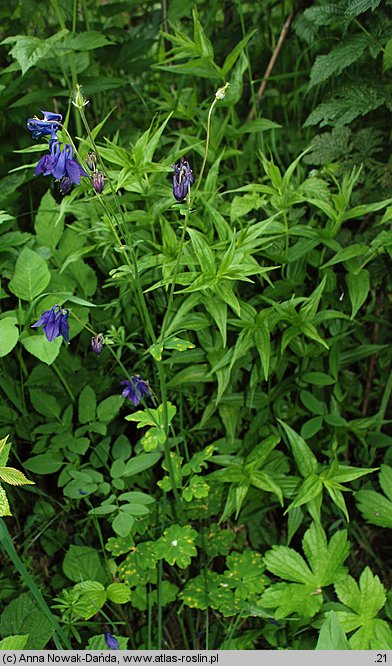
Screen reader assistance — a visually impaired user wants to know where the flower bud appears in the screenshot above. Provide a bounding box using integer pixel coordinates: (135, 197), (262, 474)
(72, 84), (89, 109)
(91, 333), (104, 354)
(86, 151), (97, 171)
(92, 171), (105, 194)
(215, 82), (230, 100)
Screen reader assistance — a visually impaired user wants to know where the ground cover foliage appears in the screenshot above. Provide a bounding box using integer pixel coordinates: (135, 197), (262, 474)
(0, 0), (392, 651)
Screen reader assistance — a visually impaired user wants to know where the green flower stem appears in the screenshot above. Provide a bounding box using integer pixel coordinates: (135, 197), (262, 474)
(52, 363), (75, 403)
(377, 368), (392, 432)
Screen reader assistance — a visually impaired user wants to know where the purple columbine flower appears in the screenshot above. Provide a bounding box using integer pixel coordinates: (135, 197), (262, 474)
(171, 158), (194, 202)
(35, 135), (61, 177)
(120, 376), (151, 406)
(27, 110), (62, 139)
(52, 143), (88, 184)
(91, 334), (104, 355)
(31, 305), (69, 343)
(35, 138), (88, 194)
(104, 633), (119, 650)
(92, 171), (105, 194)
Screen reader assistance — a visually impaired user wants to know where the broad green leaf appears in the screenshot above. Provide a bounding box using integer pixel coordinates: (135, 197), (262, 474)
(29, 388), (61, 419)
(0, 635), (29, 650)
(9, 248), (51, 301)
(0, 317), (19, 357)
(34, 191), (64, 249)
(264, 545), (314, 585)
(106, 583), (131, 604)
(335, 567), (386, 619)
(356, 489), (392, 527)
(155, 524), (198, 568)
(260, 581), (322, 619)
(97, 395), (123, 422)
(72, 581), (106, 619)
(63, 545), (108, 585)
(21, 335), (62, 365)
(78, 385), (97, 424)
(0, 593), (53, 649)
(67, 31), (113, 51)
(123, 453), (161, 477)
(24, 453), (63, 475)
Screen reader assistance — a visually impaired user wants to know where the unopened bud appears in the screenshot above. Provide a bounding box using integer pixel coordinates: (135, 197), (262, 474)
(86, 151), (97, 171)
(215, 82), (230, 100)
(72, 84), (89, 109)
(92, 171), (105, 194)
(91, 333), (104, 354)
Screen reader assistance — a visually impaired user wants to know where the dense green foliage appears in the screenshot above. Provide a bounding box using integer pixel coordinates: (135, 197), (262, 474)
(0, 0), (391, 651)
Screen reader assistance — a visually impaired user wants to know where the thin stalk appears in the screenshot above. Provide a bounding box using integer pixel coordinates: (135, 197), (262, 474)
(0, 519), (72, 649)
(52, 363), (76, 403)
(377, 368), (392, 432)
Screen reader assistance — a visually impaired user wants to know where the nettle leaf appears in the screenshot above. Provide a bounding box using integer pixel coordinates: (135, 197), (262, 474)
(0, 467), (34, 486)
(309, 35), (368, 88)
(262, 522), (348, 618)
(0, 483), (11, 517)
(335, 567), (392, 648)
(7, 31), (67, 75)
(155, 524), (198, 568)
(304, 84), (385, 127)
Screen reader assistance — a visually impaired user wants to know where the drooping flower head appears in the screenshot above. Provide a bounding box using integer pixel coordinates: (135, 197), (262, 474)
(92, 171), (105, 194)
(31, 305), (69, 343)
(91, 334), (104, 355)
(171, 158), (194, 202)
(27, 110), (62, 139)
(120, 376), (151, 406)
(85, 151), (97, 171)
(104, 633), (119, 650)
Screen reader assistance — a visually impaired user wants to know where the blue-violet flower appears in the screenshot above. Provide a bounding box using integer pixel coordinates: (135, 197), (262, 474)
(171, 159), (194, 202)
(104, 633), (119, 650)
(27, 110), (62, 139)
(31, 305), (69, 343)
(120, 376), (151, 406)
